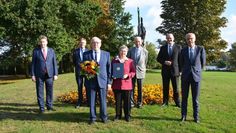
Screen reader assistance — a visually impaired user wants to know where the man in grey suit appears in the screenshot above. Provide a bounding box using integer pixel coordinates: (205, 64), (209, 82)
(180, 33), (206, 123)
(31, 35), (58, 113)
(157, 33), (181, 107)
(127, 36), (148, 108)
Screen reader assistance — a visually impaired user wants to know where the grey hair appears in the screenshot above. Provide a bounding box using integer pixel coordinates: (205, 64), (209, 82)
(185, 33), (196, 39)
(39, 35), (48, 41)
(119, 45), (128, 51)
(91, 36), (101, 43)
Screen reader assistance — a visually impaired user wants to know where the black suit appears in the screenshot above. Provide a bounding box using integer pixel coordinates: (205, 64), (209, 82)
(157, 44), (181, 106)
(73, 48), (89, 106)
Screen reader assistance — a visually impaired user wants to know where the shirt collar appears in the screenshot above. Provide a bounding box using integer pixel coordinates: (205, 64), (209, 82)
(115, 56), (128, 62)
(188, 46), (195, 50)
(169, 44), (174, 47)
(41, 47), (48, 51)
(93, 50), (100, 53)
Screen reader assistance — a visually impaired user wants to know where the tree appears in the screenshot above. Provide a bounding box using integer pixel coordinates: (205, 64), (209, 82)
(145, 42), (159, 69)
(91, 0), (133, 56)
(156, 0), (228, 62)
(0, 0), (101, 75)
(229, 43), (236, 71)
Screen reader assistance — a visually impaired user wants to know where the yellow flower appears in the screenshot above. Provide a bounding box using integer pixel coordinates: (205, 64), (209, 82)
(80, 60), (100, 80)
(57, 84), (175, 105)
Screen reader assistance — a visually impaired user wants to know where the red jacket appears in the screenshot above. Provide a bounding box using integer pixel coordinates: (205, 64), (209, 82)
(111, 57), (136, 90)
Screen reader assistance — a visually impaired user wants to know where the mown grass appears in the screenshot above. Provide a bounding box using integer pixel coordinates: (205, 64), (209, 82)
(0, 71), (236, 133)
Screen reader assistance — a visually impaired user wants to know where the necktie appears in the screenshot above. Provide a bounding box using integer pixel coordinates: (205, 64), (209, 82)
(190, 48), (194, 64)
(80, 48), (83, 61)
(169, 46), (172, 56)
(94, 51), (97, 62)
(43, 49), (47, 60)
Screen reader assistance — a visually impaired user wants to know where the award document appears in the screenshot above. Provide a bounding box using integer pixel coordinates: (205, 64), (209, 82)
(112, 63), (124, 78)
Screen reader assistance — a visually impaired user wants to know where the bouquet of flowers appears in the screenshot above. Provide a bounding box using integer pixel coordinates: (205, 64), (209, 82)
(80, 60), (99, 80)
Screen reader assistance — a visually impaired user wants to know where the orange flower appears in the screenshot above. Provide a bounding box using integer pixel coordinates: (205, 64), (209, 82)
(80, 60), (99, 80)
(57, 84), (176, 105)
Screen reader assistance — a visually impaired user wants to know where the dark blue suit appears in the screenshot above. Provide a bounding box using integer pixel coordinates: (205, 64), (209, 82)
(73, 48), (89, 106)
(83, 50), (111, 121)
(31, 47), (58, 111)
(180, 45), (206, 121)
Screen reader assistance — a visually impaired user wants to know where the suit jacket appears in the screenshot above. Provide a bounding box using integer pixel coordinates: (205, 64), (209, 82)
(31, 47), (58, 78)
(83, 50), (111, 89)
(180, 45), (206, 82)
(157, 44), (181, 76)
(127, 46), (148, 79)
(111, 58), (136, 90)
(73, 48), (88, 75)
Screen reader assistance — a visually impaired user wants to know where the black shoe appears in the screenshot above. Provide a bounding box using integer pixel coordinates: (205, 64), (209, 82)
(180, 116), (186, 122)
(194, 119), (200, 123)
(176, 103), (181, 108)
(39, 110), (45, 114)
(131, 104), (135, 108)
(75, 105), (81, 109)
(113, 116), (121, 121)
(102, 119), (109, 124)
(161, 103), (168, 107)
(125, 117), (130, 122)
(47, 108), (56, 111)
(89, 120), (96, 125)
(137, 104), (142, 108)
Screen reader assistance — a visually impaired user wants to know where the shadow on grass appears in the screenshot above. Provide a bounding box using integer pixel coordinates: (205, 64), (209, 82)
(132, 115), (179, 122)
(0, 81), (16, 85)
(0, 102), (90, 123)
(146, 69), (161, 74)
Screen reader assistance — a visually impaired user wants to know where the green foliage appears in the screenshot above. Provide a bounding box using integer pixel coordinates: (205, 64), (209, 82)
(229, 43), (236, 71)
(156, 0), (228, 62)
(0, 0), (102, 75)
(103, 0), (134, 56)
(145, 42), (159, 69)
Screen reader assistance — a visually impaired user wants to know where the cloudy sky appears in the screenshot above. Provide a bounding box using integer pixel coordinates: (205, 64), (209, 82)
(124, 0), (236, 50)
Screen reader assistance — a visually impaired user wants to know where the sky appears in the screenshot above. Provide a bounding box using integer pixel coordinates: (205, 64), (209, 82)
(124, 0), (236, 51)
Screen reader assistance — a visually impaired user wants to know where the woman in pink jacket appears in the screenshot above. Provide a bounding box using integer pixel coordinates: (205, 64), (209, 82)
(111, 45), (136, 122)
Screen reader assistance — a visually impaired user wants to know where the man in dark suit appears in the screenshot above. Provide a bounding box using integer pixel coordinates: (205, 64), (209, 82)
(180, 33), (206, 123)
(31, 35), (58, 113)
(83, 37), (111, 124)
(157, 33), (181, 107)
(73, 38), (88, 108)
(127, 36), (148, 108)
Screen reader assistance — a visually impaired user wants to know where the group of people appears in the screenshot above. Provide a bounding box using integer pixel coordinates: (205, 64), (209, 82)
(31, 32), (205, 125)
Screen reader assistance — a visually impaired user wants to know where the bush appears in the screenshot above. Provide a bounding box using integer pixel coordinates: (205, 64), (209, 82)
(57, 84), (174, 105)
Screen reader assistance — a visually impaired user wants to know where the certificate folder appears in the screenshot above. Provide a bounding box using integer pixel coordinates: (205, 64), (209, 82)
(112, 63), (124, 78)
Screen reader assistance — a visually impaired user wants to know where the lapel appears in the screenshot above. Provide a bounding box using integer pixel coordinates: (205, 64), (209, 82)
(131, 47), (136, 59)
(89, 50), (94, 60)
(40, 48), (44, 60)
(39, 48), (49, 61)
(185, 47), (191, 63)
(135, 47), (141, 63)
(165, 45), (171, 58)
(79, 48), (82, 61)
(46, 48), (50, 61)
(98, 50), (104, 64)
(187, 46), (199, 64)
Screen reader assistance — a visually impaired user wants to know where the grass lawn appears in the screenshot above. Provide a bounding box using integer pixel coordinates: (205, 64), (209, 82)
(0, 71), (236, 133)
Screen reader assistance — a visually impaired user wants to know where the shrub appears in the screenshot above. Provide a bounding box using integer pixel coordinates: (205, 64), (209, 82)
(57, 84), (174, 105)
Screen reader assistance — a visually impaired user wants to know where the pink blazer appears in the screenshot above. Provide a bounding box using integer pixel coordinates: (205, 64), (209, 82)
(111, 58), (136, 90)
